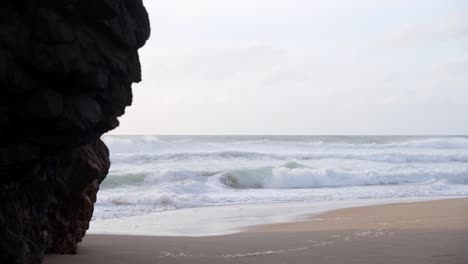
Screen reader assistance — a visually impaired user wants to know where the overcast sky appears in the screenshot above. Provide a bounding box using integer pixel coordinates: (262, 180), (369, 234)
(113, 0), (468, 135)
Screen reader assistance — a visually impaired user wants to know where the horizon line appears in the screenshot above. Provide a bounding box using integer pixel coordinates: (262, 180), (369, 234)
(104, 134), (468, 137)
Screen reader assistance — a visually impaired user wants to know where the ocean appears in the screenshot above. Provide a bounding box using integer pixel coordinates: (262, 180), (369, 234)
(94, 136), (468, 222)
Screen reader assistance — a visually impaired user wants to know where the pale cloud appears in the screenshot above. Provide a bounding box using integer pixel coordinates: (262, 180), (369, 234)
(382, 16), (468, 48)
(113, 0), (468, 135)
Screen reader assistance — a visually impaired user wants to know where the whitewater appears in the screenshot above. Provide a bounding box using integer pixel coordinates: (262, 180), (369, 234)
(93, 136), (468, 224)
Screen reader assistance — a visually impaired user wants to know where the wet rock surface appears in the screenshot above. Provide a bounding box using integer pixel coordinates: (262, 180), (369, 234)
(0, 1), (150, 263)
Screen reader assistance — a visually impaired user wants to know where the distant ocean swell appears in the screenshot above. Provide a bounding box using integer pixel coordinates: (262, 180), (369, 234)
(103, 136), (468, 153)
(109, 151), (468, 164)
(102, 162), (468, 189)
(94, 136), (468, 220)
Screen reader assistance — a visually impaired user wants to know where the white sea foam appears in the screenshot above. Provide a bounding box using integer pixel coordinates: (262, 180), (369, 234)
(103, 136), (468, 154)
(94, 136), (468, 220)
(89, 197), (451, 236)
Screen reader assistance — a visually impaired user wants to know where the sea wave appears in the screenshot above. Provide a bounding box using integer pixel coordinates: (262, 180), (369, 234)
(94, 136), (468, 220)
(103, 162), (468, 189)
(221, 162), (468, 189)
(109, 150), (468, 164)
(101, 169), (219, 188)
(103, 136), (468, 154)
(95, 165), (468, 219)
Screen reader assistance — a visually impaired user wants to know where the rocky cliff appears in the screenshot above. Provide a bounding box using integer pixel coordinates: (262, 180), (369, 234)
(0, 1), (150, 263)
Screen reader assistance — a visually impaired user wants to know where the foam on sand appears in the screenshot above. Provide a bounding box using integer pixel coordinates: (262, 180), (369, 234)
(89, 197), (452, 236)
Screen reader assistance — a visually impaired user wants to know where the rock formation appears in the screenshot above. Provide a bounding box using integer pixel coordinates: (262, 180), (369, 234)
(0, 1), (150, 263)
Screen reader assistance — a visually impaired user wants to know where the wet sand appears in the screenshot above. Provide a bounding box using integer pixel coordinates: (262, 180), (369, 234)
(45, 198), (468, 264)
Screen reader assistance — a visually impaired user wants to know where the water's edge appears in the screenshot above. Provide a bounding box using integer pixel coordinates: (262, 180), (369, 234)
(89, 196), (458, 237)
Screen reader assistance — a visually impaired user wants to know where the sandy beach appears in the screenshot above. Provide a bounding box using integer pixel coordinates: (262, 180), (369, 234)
(44, 198), (468, 264)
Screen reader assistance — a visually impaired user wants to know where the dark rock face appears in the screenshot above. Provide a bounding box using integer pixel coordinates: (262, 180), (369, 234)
(0, 1), (150, 263)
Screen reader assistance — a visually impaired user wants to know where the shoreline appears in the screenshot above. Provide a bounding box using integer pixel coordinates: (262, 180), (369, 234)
(45, 198), (468, 264)
(89, 196), (464, 237)
(251, 197), (468, 233)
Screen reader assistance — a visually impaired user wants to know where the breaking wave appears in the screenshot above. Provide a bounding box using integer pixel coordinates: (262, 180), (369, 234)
(103, 162), (468, 190)
(109, 151), (468, 164)
(220, 162), (468, 189)
(94, 136), (468, 220)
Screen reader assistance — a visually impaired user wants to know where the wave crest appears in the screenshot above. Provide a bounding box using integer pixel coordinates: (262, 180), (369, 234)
(220, 163), (468, 189)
